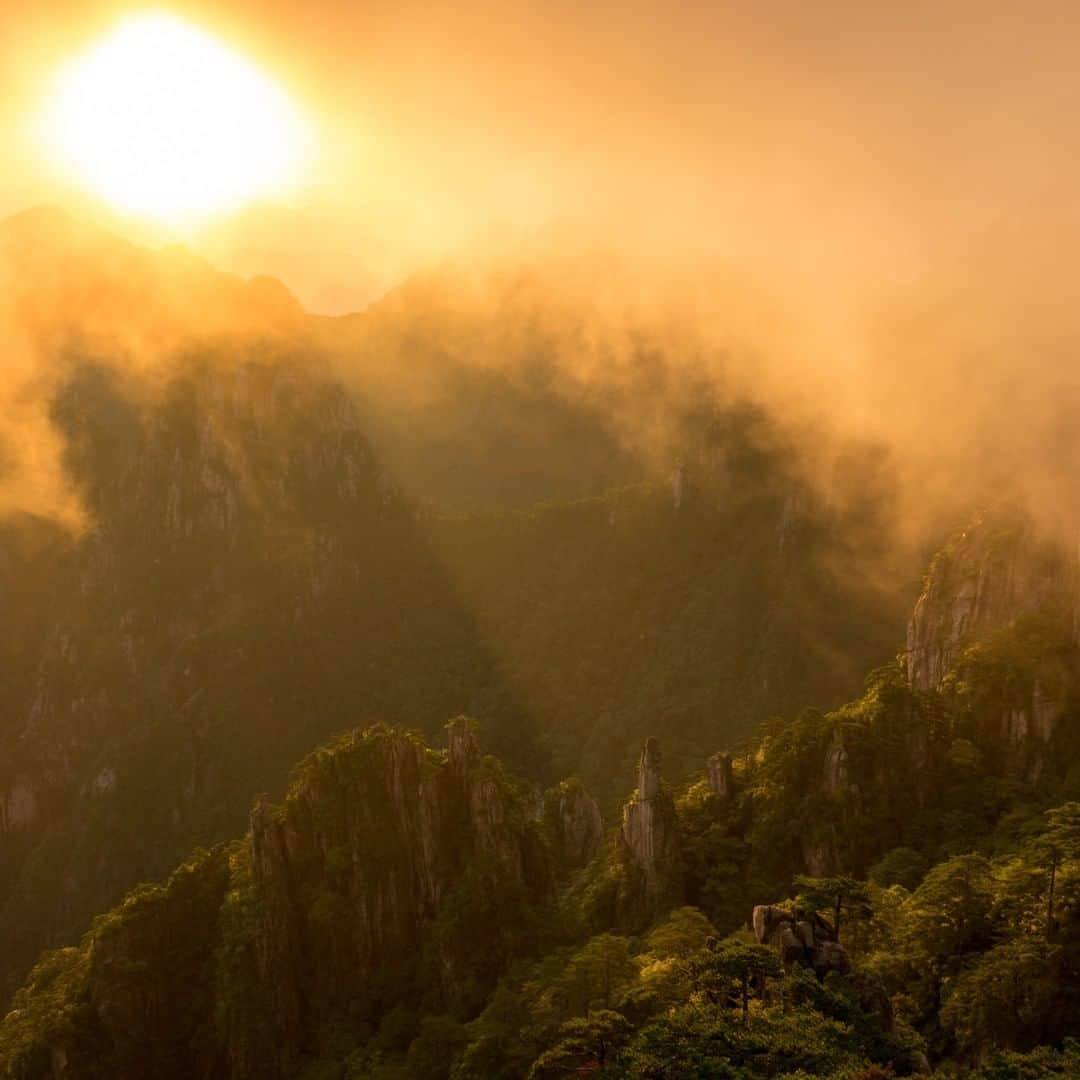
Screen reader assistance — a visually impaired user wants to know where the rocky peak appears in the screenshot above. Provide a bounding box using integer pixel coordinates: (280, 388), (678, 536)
(822, 729), (849, 797)
(906, 510), (1077, 691)
(706, 751), (734, 799)
(903, 509), (1080, 781)
(0, 723), (553, 1079)
(618, 737), (681, 927)
(752, 903), (849, 978)
(447, 714), (481, 773)
(0, 333), (505, 1000)
(637, 735), (663, 801)
(545, 779), (604, 868)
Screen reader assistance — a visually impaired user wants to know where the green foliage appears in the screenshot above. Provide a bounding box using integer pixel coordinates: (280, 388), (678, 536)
(685, 937), (782, 1019)
(945, 612), (1073, 714)
(536, 934), (638, 1019)
(527, 1010), (633, 1078)
(940, 938), (1063, 1057)
(0, 845), (231, 1078)
(868, 848), (929, 892)
(406, 1016), (470, 1080)
(0, 948), (94, 1078)
(794, 876), (873, 943)
(645, 906), (717, 959)
(620, 1002), (874, 1078)
(972, 1038), (1080, 1079)
(678, 779), (757, 931)
(900, 855), (996, 963)
(10, 523), (1080, 1080)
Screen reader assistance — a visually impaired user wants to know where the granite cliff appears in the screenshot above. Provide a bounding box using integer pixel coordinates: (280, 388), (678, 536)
(0, 722), (556, 1079)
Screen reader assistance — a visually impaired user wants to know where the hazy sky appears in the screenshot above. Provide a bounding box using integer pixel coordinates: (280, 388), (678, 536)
(3, 0), (1080, 542)
(4, 0), (1079, 316)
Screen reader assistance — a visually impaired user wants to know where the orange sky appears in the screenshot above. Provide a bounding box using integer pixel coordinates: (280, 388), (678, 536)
(2, 0), (1080, 322)
(3, 1), (1080, 544)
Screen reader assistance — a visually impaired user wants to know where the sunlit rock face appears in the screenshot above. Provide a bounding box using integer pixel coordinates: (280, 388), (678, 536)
(906, 509), (1078, 692)
(905, 507), (1080, 777)
(617, 738), (681, 927)
(0, 724), (554, 1080)
(229, 723), (550, 1077)
(713, 510), (1080, 885)
(822, 729), (849, 797)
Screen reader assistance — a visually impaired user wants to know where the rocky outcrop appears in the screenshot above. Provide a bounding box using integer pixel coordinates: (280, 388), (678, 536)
(546, 778), (604, 868)
(822, 729), (849, 797)
(622, 738), (669, 876)
(1002, 676), (1066, 748)
(617, 738), (681, 927)
(231, 721), (549, 1076)
(706, 751), (734, 799)
(906, 510), (1077, 692)
(752, 903), (850, 978)
(800, 833), (839, 877)
(0, 723), (552, 1079)
(0, 344), (521, 1002)
(904, 509), (1080, 784)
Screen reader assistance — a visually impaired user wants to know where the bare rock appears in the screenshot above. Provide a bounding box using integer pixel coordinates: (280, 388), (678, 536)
(906, 511), (1077, 691)
(617, 738), (682, 926)
(552, 781), (603, 867)
(822, 730), (848, 797)
(706, 751), (734, 798)
(752, 901), (849, 979)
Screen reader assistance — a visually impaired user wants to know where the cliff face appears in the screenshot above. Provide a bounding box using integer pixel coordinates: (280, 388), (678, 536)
(225, 719), (551, 1077)
(905, 509), (1080, 776)
(617, 738), (682, 927)
(696, 511), (1080, 883)
(544, 778), (604, 869)
(706, 751), (734, 799)
(0, 723), (553, 1080)
(906, 510), (1077, 692)
(0, 343), (530, 1001)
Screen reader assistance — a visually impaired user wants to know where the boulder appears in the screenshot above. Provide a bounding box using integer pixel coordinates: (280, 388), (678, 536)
(811, 940), (851, 978)
(777, 926), (806, 967)
(752, 901), (849, 979)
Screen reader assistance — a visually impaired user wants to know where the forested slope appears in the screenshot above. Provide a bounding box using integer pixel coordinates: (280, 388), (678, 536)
(5, 508), (1080, 1077)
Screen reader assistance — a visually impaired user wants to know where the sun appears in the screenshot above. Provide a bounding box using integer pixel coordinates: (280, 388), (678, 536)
(40, 13), (308, 224)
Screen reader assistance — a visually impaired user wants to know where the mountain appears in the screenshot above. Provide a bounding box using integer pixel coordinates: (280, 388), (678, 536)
(0, 210), (546, 1001)
(429, 463), (905, 805)
(0, 721), (557, 1079)
(0, 210), (910, 1003)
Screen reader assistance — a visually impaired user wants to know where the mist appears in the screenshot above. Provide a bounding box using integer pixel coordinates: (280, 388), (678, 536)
(0, 0), (1079, 557)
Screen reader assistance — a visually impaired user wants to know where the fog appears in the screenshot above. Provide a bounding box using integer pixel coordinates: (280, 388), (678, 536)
(2, 0), (1080, 553)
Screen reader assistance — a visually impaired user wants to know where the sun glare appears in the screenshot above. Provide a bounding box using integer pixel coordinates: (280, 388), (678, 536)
(41, 13), (307, 223)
